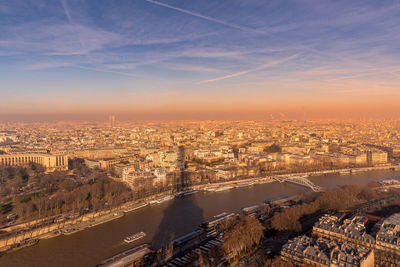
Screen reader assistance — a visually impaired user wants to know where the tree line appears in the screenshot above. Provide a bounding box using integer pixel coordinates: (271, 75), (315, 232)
(0, 159), (134, 224)
(270, 182), (387, 232)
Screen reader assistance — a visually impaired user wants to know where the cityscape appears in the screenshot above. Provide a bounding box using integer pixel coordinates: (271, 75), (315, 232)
(1, 1), (400, 267)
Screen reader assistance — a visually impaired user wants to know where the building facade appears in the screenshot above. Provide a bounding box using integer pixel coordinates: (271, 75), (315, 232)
(312, 213), (400, 266)
(281, 235), (374, 267)
(0, 153), (68, 171)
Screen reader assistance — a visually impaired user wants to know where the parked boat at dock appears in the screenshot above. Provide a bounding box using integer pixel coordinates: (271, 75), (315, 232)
(149, 195), (174, 205)
(214, 185), (234, 192)
(123, 202), (148, 213)
(236, 182), (254, 187)
(7, 238), (39, 253)
(203, 186), (218, 192)
(175, 189), (200, 197)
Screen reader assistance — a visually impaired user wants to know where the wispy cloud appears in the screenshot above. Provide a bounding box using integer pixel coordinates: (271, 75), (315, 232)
(60, 0), (73, 24)
(146, 0), (265, 34)
(74, 65), (138, 78)
(0, 22), (123, 55)
(199, 54), (298, 83)
(1, 0), (400, 113)
(160, 62), (223, 73)
(25, 62), (73, 70)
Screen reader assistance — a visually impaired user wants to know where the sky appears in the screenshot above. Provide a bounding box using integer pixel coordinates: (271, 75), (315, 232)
(1, 0), (400, 121)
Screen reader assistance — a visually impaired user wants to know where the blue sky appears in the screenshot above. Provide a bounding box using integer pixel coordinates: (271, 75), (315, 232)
(1, 0), (400, 118)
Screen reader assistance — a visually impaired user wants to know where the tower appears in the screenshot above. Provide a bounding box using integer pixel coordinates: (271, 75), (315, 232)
(109, 115), (116, 127)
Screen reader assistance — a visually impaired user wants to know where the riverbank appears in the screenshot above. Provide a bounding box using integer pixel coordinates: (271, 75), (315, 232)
(1, 169), (400, 267)
(190, 164), (400, 190)
(0, 191), (173, 253)
(0, 164), (399, 255)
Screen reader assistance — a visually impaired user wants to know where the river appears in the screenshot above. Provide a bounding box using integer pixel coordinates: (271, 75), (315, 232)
(1, 170), (399, 267)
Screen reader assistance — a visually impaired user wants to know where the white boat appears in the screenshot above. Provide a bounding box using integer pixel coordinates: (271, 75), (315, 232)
(124, 232), (146, 243)
(379, 179), (400, 186)
(203, 186), (217, 192)
(258, 180), (273, 184)
(215, 185), (234, 192)
(236, 182), (254, 187)
(149, 195), (174, 205)
(123, 202), (148, 213)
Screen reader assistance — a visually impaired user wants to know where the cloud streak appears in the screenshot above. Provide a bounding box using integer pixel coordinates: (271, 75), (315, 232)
(74, 65), (138, 78)
(2, 0), (400, 115)
(199, 54), (298, 83)
(25, 62), (74, 70)
(146, 0), (265, 35)
(60, 0), (73, 24)
(0, 22), (123, 56)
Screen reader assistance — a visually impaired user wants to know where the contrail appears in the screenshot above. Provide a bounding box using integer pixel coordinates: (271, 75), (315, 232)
(60, 0), (74, 24)
(199, 54), (298, 83)
(74, 65), (138, 78)
(146, 0), (265, 34)
(60, 0), (88, 53)
(200, 69), (255, 83)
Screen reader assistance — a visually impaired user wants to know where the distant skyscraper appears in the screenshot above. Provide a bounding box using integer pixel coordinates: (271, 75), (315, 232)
(109, 115), (116, 127)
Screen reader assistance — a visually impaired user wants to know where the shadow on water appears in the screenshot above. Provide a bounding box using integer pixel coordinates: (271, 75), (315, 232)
(151, 195), (204, 250)
(2, 170), (399, 267)
(368, 204), (400, 217)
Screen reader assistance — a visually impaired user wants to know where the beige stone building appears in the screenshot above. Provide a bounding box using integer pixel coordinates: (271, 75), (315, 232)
(0, 153), (68, 171)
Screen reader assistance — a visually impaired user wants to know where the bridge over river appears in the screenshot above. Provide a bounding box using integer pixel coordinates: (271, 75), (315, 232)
(2, 170), (400, 267)
(272, 175), (325, 192)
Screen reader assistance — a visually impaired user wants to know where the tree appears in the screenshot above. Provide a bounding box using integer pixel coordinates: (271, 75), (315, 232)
(222, 217), (263, 259)
(264, 144), (282, 153)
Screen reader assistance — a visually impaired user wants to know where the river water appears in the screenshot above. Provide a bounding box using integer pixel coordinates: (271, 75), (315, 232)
(1, 170), (399, 267)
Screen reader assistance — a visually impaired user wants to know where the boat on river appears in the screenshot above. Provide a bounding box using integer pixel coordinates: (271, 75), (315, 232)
(124, 232), (146, 243)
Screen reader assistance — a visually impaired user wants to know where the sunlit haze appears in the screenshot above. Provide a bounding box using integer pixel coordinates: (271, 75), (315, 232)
(1, 0), (400, 121)
(2, 2), (400, 266)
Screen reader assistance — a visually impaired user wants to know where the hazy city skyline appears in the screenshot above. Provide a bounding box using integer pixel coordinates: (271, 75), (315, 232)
(2, 2), (400, 266)
(1, 0), (400, 120)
